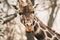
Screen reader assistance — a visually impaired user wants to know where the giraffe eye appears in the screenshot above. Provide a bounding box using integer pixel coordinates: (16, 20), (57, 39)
(31, 24), (33, 26)
(33, 21), (35, 25)
(19, 12), (24, 15)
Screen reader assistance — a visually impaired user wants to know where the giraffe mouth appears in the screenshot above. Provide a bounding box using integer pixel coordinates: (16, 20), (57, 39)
(26, 26), (34, 32)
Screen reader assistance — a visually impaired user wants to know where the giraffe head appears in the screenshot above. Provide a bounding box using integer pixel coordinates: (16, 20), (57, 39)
(19, 0), (60, 40)
(19, 0), (34, 32)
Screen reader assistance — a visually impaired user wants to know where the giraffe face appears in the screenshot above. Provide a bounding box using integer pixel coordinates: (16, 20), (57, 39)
(20, 12), (34, 32)
(19, 0), (34, 32)
(19, 0), (34, 26)
(22, 14), (34, 27)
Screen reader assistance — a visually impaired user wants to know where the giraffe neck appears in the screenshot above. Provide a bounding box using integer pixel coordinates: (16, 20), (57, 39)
(33, 16), (60, 40)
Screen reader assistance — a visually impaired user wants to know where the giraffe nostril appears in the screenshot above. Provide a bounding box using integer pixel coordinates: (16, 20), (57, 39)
(26, 24), (29, 26)
(27, 19), (29, 21)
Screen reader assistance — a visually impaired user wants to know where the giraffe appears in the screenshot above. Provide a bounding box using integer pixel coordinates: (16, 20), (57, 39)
(19, 0), (60, 40)
(20, 7), (60, 40)
(19, 0), (35, 40)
